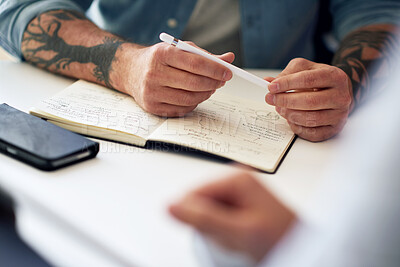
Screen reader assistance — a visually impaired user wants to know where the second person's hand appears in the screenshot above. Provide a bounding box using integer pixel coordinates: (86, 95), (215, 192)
(169, 172), (295, 262)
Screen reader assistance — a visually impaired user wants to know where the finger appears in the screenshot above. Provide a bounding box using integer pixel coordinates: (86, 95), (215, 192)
(269, 67), (343, 93)
(288, 123), (340, 142)
(156, 87), (214, 107)
(276, 107), (347, 127)
(164, 46), (233, 82)
(193, 172), (264, 207)
(217, 52), (235, 64)
(143, 102), (197, 117)
(274, 58), (315, 79)
(169, 194), (238, 235)
(264, 76), (275, 83)
(163, 66), (225, 92)
(265, 90), (340, 110)
(185, 42), (235, 64)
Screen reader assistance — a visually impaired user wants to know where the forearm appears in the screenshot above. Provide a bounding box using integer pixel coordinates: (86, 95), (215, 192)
(332, 24), (400, 110)
(21, 9), (139, 90)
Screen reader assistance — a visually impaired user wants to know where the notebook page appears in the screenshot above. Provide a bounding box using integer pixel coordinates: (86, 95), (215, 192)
(32, 80), (165, 140)
(149, 93), (294, 171)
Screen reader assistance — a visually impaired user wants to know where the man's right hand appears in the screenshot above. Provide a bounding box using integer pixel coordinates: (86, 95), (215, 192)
(114, 42), (234, 117)
(21, 10), (233, 118)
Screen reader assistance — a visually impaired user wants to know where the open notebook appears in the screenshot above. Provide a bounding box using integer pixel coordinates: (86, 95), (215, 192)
(30, 80), (295, 172)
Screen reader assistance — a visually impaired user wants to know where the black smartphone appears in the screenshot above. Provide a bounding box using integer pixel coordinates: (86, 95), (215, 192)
(0, 103), (99, 171)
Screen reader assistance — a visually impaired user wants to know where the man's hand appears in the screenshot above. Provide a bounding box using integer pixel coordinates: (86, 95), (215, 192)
(265, 58), (353, 142)
(115, 42), (234, 117)
(169, 172), (295, 262)
(21, 10), (234, 118)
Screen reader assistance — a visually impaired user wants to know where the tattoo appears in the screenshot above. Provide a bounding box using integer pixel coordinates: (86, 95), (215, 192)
(22, 10), (124, 88)
(50, 11), (86, 21)
(332, 28), (399, 107)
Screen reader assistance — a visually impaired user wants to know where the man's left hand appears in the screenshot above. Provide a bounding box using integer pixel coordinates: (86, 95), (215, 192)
(265, 58), (353, 142)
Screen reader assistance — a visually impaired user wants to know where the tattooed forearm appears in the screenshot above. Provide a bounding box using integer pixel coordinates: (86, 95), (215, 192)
(21, 10), (126, 88)
(332, 25), (400, 108)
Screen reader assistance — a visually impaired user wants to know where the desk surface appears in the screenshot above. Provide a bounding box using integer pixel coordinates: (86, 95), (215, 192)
(0, 61), (342, 267)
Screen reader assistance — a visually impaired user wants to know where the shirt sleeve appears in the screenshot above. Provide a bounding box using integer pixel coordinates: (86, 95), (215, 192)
(256, 217), (325, 267)
(0, 0), (85, 60)
(330, 0), (400, 41)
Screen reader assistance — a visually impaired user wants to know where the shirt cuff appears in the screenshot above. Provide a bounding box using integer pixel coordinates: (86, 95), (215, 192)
(256, 217), (323, 267)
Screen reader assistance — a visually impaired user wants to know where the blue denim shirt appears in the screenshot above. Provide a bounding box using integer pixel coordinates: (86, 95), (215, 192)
(1, 0), (400, 68)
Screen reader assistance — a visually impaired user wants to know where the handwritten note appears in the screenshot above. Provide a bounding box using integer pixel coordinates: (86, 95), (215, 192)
(150, 93), (294, 171)
(35, 80), (164, 139)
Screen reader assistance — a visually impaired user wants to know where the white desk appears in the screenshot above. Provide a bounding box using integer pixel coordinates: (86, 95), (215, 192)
(0, 61), (342, 267)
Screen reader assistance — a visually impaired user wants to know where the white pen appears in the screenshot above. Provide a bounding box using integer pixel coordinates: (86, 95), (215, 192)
(159, 32), (270, 89)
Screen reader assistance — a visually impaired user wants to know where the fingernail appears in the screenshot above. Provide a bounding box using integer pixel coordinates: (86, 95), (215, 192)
(223, 70), (232, 81)
(268, 82), (280, 93)
(265, 94), (276, 105)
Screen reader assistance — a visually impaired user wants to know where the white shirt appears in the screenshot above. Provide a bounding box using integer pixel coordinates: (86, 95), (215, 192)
(196, 48), (400, 267)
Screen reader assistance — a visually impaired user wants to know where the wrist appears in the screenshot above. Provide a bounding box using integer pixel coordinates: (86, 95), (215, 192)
(335, 64), (356, 112)
(110, 42), (144, 95)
